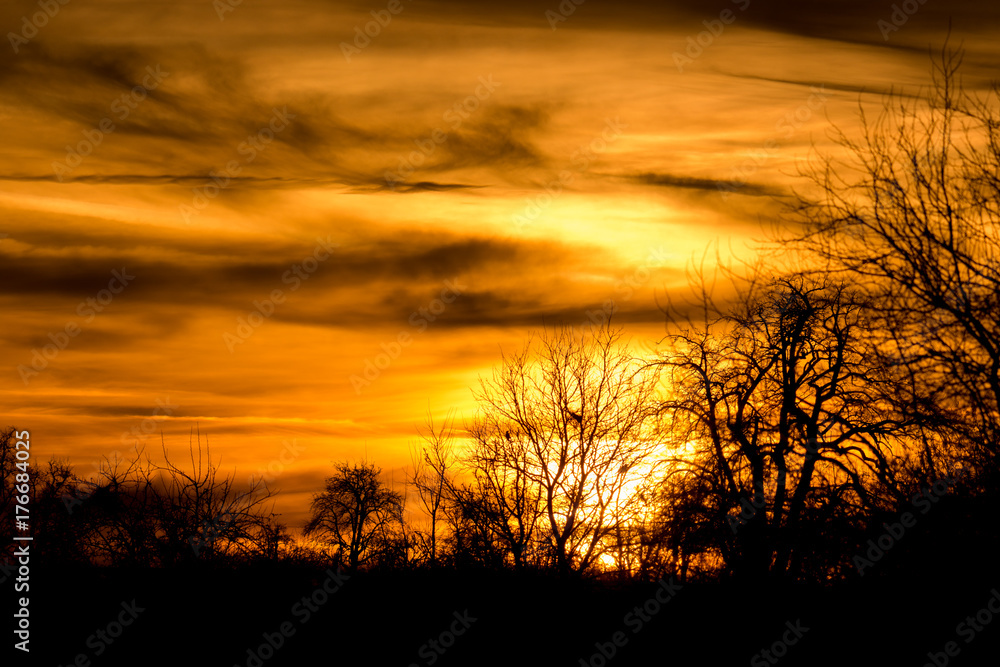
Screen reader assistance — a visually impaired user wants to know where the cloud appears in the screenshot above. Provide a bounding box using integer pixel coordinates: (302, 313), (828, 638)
(0, 219), (675, 333)
(629, 172), (785, 198)
(725, 73), (925, 99)
(385, 181), (482, 193)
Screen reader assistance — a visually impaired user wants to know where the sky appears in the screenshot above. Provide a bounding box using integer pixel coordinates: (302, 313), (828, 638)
(2, 0), (998, 529)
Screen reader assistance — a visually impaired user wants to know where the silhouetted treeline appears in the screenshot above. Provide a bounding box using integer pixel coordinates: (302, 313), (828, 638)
(0, 431), (291, 571)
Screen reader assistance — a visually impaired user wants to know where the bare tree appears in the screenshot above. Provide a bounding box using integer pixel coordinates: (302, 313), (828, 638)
(470, 325), (664, 576)
(0, 427), (20, 546)
(783, 45), (1000, 485)
(155, 434), (278, 563)
(440, 482), (510, 569)
(463, 415), (544, 570)
(658, 266), (909, 581)
(0, 428), (87, 564)
(73, 434), (279, 566)
(74, 449), (162, 566)
(408, 412), (458, 568)
(304, 461), (404, 571)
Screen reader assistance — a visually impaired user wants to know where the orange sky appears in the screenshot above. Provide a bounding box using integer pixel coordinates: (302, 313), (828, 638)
(2, 0), (998, 529)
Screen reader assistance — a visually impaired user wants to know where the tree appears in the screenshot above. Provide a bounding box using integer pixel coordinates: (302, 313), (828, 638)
(74, 434), (279, 567)
(76, 449), (173, 567)
(470, 325), (664, 576)
(408, 412), (458, 568)
(441, 482), (511, 569)
(0, 427), (21, 547)
(783, 45), (1000, 486)
(1, 428), (90, 566)
(658, 266), (909, 581)
(154, 435), (279, 564)
(462, 414), (544, 570)
(304, 461), (404, 571)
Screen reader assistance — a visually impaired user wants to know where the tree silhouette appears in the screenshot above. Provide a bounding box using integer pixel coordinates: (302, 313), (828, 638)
(469, 325), (664, 576)
(156, 436), (279, 563)
(659, 268), (909, 581)
(783, 45), (1000, 486)
(462, 414), (544, 570)
(70, 436), (280, 567)
(1, 428), (88, 565)
(408, 412), (458, 568)
(304, 461), (404, 571)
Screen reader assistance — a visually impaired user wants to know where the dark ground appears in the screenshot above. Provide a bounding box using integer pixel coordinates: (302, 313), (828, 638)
(8, 560), (999, 667)
(6, 495), (1000, 667)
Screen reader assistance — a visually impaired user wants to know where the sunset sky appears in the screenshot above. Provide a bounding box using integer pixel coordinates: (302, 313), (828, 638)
(2, 0), (998, 529)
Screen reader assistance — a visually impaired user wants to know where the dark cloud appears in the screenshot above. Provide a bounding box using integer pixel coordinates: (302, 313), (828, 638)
(368, 0), (1000, 51)
(430, 292), (673, 329)
(389, 181), (482, 193)
(0, 227), (656, 330)
(0, 174), (344, 186)
(433, 105), (549, 173)
(0, 42), (384, 183)
(725, 74), (925, 99)
(629, 172), (785, 198)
